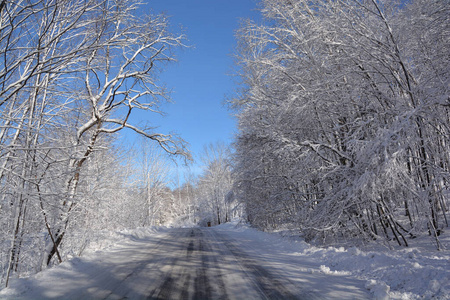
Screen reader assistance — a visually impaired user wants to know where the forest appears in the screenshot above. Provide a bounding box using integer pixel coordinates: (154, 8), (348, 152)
(0, 0), (448, 288)
(231, 0), (449, 251)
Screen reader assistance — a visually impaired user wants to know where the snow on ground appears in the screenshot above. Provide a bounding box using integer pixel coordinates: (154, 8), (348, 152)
(0, 221), (448, 299)
(0, 227), (171, 299)
(215, 219), (450, 300)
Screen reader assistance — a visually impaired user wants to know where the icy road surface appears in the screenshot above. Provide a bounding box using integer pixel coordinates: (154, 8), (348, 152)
(2, 227), (371, 299)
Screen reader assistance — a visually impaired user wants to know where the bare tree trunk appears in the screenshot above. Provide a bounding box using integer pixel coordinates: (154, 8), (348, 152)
(46, 126), (101, 265)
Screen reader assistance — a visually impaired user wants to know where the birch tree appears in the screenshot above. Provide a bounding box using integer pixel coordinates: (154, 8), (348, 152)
(43, 0), (190, 266)
(1, 0), (190, 285)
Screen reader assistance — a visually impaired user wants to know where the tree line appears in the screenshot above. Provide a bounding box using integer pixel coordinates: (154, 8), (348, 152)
(231, 0), (449, 250)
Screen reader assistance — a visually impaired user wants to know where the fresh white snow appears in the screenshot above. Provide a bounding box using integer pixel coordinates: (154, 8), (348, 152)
(215, 221), (449, 299)
(0, 220), (448, 299)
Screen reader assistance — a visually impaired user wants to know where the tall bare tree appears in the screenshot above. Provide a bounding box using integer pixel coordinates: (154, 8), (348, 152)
(1, 0), (190, 286)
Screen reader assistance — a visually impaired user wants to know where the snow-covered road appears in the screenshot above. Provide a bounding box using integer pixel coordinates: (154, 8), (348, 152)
(0, 226), (372, 299)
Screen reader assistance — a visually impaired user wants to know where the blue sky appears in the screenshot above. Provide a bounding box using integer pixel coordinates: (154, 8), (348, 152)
(121, 0), (260, 179)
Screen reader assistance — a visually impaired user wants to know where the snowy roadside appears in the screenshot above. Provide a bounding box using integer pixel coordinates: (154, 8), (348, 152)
(0, 226), (170, 298)
(68, 226), (169, 255)
(214, 220), (449, 300)
(1, 222), (448, 299)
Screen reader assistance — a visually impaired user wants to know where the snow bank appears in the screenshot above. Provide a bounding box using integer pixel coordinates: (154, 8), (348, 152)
(217, 220), (450, 299)
(0, 226), (169, 298)
(0, 226), (168, 292)
(365, 280), (390, 300)
(312, 238), (449, 299)
(64, 226), (167, 258)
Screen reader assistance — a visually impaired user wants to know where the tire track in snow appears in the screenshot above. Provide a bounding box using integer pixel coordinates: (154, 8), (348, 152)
(99, 230), (185, 299)
(147, 228), (228, 299)
(193, 229), (228, 300)
(146, 229), (190, 299)
(208, 229), (320, 300)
